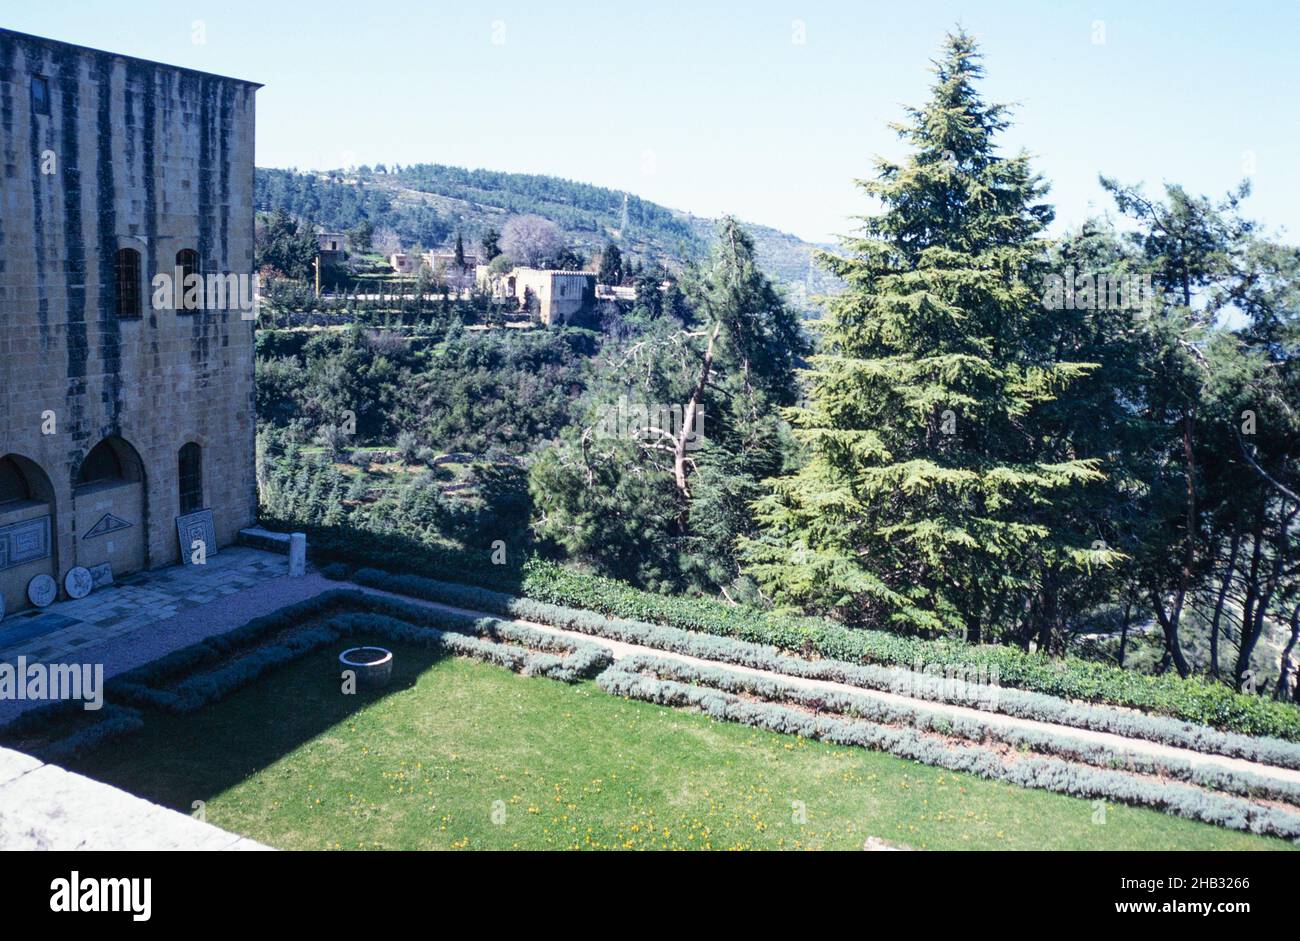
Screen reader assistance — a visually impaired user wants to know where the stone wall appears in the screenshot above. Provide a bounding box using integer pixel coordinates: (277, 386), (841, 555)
(0, 30), (260, 612)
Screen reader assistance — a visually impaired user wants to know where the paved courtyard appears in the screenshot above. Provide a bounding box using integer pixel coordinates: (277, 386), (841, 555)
(0, 547), (289, 666)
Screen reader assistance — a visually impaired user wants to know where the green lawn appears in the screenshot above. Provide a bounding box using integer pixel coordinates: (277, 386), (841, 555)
(72, 643), (1295, 851)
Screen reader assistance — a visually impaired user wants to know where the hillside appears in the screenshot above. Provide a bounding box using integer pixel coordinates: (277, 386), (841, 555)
(254, 164), (841, 309)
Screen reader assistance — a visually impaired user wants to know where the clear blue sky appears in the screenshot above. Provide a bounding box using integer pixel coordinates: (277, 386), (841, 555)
(8, 1), (1299, 245)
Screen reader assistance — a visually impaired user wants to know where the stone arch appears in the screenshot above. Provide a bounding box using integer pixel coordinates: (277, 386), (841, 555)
(0, 453), (56, 506)
(0, 453), (59, 614)
(73, 436), (148, 577)
(74, 436), (145, 488)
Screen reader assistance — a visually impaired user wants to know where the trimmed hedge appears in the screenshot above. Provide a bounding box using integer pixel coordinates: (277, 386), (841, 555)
(40, 705), (146, 763)
(614, 653), (1300, 806)
(519, 561), (1300, 741)
(343, 566), (1300, 771)
(596, 659), (1300, 841)
(110, 589), (611, 714)
(0, 699), (144, 763)
(305, 535), (1300, 739)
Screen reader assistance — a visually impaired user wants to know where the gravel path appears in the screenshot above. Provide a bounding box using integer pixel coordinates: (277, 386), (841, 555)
(350, 582), (1300, 789)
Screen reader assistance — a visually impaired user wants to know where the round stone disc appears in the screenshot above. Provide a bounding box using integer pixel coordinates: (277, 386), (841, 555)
(27, 573), (58, 608)
(64, 566), (94, 600)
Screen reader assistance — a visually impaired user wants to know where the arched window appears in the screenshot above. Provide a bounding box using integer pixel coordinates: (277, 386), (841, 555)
(176, 249), (200, 312)
(115, 247), (141, 317)
(76, 440), (125, 486)
(0, 456), (32, 506)
(178, 443), (203, 514)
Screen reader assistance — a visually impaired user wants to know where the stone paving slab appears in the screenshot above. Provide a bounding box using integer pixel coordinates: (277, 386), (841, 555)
(0, 547), (290, 667)
(0, 747), (268, 850)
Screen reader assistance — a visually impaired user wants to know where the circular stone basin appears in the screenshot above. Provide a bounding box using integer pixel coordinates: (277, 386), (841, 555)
(339, 646), (394, 688)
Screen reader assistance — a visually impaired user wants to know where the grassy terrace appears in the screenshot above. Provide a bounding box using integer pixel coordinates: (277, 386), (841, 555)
(69, 640), (1291, 851)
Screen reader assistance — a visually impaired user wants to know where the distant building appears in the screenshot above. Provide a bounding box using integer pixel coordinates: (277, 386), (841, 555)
(316, 231), (347, 266)
(389, 252), (419, 275)
(479, 267), (596, 325)
(423, 250), (479, 272)
(423, 250), (478, 289)
(596, 284), (637, 302)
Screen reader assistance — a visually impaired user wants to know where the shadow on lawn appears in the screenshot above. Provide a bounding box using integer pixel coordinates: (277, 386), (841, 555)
(67, 637), (447, 812)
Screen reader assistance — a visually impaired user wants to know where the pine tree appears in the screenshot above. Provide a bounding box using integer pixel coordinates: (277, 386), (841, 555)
(742, 31), (1110, 641)
(599, 241), (624, 285)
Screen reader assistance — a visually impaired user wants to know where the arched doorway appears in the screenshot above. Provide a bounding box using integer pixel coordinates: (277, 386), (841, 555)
(0, 453), (58, 615)
(74, 437), (147, 577)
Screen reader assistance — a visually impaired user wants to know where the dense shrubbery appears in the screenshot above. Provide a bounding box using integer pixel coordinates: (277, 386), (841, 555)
(257, 323), (597, 455)
(280, 522), (523, 591)
(596, 660), (1300, 840)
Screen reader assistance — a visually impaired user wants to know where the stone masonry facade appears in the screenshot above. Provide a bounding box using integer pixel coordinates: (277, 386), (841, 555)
(0, 30), (260, 613)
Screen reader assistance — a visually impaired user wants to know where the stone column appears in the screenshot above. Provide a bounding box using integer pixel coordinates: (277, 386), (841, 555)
(288, 533), (307, 577)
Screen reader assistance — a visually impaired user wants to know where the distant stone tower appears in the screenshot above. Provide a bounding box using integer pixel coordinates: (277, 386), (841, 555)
(0, 29), (261, 612)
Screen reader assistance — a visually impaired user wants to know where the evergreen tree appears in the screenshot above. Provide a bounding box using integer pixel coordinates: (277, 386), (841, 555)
(349, 219), (374, 253)
(481, 228), (502, 262)
(742, 31), (1110, 640)
(257, 208), (319, 280)
(599, 241), (624, 284)
(454, 232), (466, 269)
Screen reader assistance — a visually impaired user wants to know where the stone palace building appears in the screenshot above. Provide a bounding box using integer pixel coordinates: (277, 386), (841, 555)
(0, 29), (260, 613)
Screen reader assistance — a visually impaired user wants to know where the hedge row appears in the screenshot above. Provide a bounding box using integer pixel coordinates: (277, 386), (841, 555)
(40, 705), (146, 763)
(111, 590), (611, 714)
(343, 566), (1300, 770)
(615, 653), (1300, 806)
(0, 700), (144, 764)
(330, 589), (612, 682)
(108, 590), (359, 700)
(596, 660), (1300, 841)
(519, 561), (1300, 741)
(304, 529), (1300, 739)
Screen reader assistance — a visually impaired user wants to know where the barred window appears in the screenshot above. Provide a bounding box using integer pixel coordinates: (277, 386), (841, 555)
(177, 249), (200, 312)
(115, 248), (142, 317)
(31, 76), (50, 116)
(179, 443), (203, 514)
